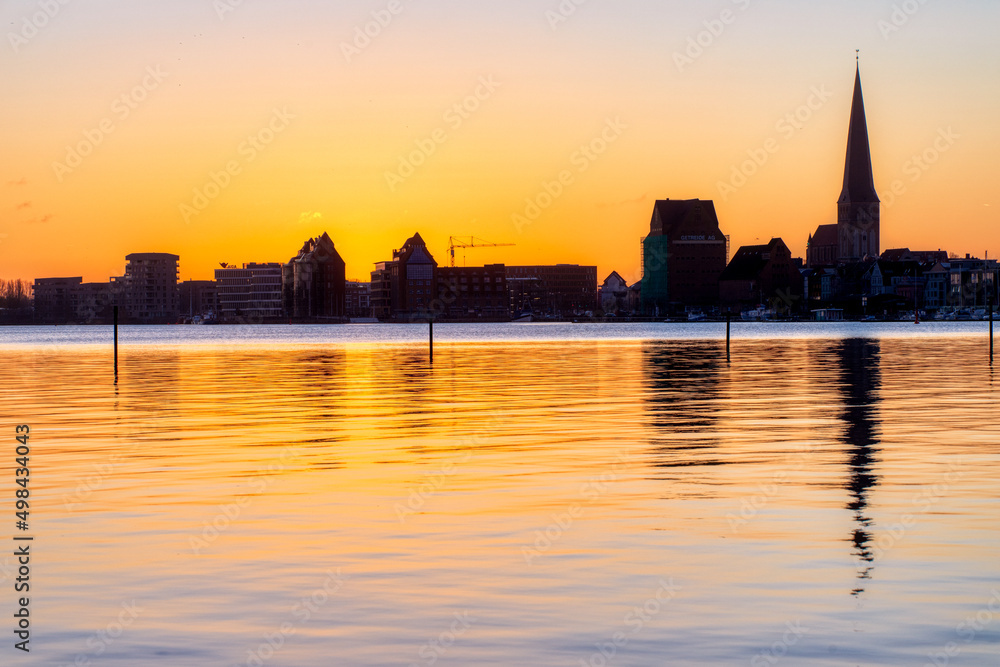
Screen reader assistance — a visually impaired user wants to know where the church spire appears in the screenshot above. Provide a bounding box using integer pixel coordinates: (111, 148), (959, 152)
(839, 61), (879, 204)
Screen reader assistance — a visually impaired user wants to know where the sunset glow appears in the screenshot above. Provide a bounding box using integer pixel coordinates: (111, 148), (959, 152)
(2, 1), (998, 283)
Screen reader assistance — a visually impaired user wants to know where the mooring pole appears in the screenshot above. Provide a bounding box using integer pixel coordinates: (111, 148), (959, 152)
(113, 305), (119, 381)
(726, 312), (731, 360)
(990, 295), (994, 361)
(429, 319), (434, 362)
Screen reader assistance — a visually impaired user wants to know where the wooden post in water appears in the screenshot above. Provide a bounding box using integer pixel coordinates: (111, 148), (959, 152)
(113, 305), (119, 380)
(990, 295), (994, 361)
(429, 319), (434, 362)
(726, 312), (731, 360)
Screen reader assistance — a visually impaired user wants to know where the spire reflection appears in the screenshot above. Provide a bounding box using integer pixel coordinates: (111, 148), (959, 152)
(836, 339), (881, 596)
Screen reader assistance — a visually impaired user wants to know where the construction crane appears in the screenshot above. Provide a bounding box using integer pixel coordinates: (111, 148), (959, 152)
(448, 236), (515, 267)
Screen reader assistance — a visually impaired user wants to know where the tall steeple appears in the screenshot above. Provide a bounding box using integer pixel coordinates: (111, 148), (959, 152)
(837, 57), (880, 262)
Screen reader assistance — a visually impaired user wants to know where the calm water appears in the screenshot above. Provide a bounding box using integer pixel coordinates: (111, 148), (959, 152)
(2, 324), (998, 666)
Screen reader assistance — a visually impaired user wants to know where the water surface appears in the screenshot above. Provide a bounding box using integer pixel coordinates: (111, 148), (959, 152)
(2, 325), (998, 665)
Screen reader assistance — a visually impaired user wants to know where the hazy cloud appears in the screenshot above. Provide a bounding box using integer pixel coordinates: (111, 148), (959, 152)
(15, 202), (31, 211)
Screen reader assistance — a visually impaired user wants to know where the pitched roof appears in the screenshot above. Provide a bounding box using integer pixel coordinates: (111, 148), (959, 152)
(395, 232), (437, 267)
(719, 238), (786, 282)
(839, 66), (879, 204)
(602, 271), (627, 287)
(649, 199), (722, 237)
(809, 224), (838, 247)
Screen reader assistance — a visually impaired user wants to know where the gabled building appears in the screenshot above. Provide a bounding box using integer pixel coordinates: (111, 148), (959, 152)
(282, 232), (347, 320)
(719, 238), (803, 314)
(598, 271), (630, 314)
(641, 198), (728, 315)
(371, 232), (437, 320)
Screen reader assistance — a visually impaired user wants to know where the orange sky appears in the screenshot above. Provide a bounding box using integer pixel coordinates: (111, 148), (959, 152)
(1, 1), (998, 283)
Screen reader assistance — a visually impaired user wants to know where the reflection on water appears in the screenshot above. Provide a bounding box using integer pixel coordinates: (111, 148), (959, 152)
(2, 331), (999, 666)
(837, 339), (881, 595)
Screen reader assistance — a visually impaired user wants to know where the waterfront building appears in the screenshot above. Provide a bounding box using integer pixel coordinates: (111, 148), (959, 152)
(435, 265), (509, 320)
(640, 198), (728, 315)
(32, 277), (81, 323)
(119, 253), (180, 323)
(74, 281), (114, 323)
(179, 280), (219, 319)
(719, 238), (803, 315)
(371, 232), (438, 320)
(506, 264), (597, 316)
(282, 232), (347, 319)
(345, 281), (372, 319)
(216, 263), (283, 320)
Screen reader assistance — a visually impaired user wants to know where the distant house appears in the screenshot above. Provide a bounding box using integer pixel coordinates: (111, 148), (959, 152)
(719, 238), (802, 315)
(598, 271), (629, 314)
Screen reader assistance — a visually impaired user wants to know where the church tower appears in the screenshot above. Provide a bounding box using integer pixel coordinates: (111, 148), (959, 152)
(837, 61), (880, 262)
